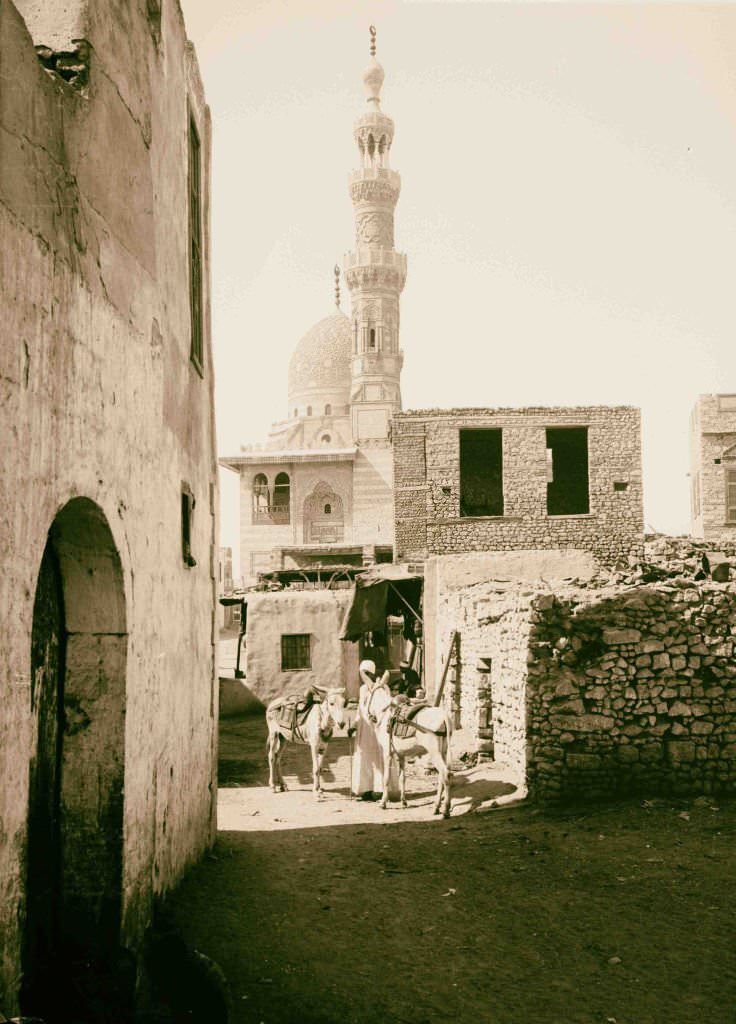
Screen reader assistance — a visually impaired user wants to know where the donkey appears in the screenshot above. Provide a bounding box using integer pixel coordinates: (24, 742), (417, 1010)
(265, 687), (347, 796)
(374, 699), (453, 818)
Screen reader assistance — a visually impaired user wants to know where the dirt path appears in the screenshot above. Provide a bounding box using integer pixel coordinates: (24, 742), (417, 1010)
(167, 715), (736, 1024)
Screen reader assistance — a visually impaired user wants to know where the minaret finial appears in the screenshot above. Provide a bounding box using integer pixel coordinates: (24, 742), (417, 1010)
(369, 25), (376, 57)
(334, 264), (341, 308)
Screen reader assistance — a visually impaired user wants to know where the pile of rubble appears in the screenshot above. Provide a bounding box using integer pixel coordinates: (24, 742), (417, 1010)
(578, 534), (736, 590)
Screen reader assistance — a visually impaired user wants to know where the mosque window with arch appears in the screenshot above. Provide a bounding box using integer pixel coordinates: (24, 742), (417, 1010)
(324, 403), (331, 416)
(252, 472), (290, 525)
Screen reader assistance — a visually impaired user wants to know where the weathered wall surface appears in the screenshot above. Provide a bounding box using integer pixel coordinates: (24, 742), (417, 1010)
(393, 407), (644, 568)
(526, 582), (736, 802)
(690, 394), (736, 540)
(424, 550), (598, 785)
(0, 0), (217, 1009)
(245, 590), (353, 705)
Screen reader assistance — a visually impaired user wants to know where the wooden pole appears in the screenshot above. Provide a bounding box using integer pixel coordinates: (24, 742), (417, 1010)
(434, 631), (458, 707)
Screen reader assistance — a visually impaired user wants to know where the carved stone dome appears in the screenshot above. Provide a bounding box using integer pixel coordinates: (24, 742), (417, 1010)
(288, 312), (352, 402)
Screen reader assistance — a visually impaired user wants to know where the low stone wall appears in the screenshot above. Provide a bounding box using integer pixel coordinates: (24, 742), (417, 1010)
(526, 581), (736, 801)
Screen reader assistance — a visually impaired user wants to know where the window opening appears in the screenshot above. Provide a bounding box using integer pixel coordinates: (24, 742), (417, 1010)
(459, 429), (503, 517)
(272, 472), (290, 524)
(324, 503), (331, 515)
(281, 634), (311, 671)
(188, 115), (203, 373)
(307, 406), (312, 416)
(546, 427), (589, 515)
(181, 485), (196, 567)
(324, 404), (332, 416)
(369, 328), (376, 349)
(321, 434), (331, 445)
(727, 469), (736, 523)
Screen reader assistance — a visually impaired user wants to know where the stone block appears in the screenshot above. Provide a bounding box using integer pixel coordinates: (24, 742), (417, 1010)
(667, 741), (696, 764)
(566, 752), (602, 771)
(603, 628), (642, 645)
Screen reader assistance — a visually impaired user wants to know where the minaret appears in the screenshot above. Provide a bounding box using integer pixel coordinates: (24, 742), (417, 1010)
(345, 26), (406, 443)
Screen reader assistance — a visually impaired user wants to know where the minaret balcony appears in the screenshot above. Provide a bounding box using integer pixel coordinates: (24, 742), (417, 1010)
(349, 167), (401, 189)
(344, 248), (407, 275)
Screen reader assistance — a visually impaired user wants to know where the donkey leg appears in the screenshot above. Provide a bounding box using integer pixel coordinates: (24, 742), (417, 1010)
(399, 757), (408, 808)
(379, 743), (390, 809)
(429, 744), (445, 815)
(311, 741), (323, 796)
(275, 734), (287, 792)
(267, 730), (276, 791)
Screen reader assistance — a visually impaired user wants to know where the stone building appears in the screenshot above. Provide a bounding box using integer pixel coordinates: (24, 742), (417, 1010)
(0, 0), (217, 1016)
(689, 393), (736, 540)
(221, 29), (405, 584)
(393, 405), (644, 567)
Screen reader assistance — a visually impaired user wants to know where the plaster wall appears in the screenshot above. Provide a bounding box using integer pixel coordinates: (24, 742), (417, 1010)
(351, 444), (395, 548)
(244, 590), (353, 705)
(0, 0), (217, 1007)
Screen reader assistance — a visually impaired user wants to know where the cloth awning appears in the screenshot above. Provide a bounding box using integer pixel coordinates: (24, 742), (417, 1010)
(340, 566), (423, 642)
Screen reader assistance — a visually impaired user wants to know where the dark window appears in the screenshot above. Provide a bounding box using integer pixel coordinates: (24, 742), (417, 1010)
(727, 469), (736, 523)
(459, 429), (503, 517)
(281, 634), (311, 671)
(613, 481), (629, 492)
(188, 114), (203, 373)
(369, 328), (376, 349)
(273, 472), (290, 523)
(324, 404), (332, 415)
(546, 427), (589, 515)
(181, 485), (196, 566)
(324, 503), (331, 515)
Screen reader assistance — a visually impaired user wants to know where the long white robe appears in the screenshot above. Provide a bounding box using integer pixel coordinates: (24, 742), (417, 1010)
(351, 678), (392, 795)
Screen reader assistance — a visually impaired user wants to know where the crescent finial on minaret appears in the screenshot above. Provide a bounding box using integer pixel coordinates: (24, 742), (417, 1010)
(369, 25), (377, 57)
(334, 264), (341, 308)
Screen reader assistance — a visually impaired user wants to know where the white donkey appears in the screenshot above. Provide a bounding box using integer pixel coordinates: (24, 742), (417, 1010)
(373, 695), (453, 818)
(265, 687), (347, 796)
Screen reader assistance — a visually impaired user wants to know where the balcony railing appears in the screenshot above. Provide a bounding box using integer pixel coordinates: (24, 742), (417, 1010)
(253, 505), (290, 525)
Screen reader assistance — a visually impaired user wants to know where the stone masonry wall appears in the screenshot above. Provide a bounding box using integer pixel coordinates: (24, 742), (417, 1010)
(526, 581), (736, 802)
(690, 394), (736, 541)
(393, 407), (644, 569)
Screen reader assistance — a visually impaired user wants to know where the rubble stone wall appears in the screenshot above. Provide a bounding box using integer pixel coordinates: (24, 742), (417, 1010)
(526, 581), (736, 802)
(393, 406), (644, 568)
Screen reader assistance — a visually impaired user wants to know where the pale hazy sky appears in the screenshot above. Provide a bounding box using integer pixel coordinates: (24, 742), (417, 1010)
(179, 0), (736, 574)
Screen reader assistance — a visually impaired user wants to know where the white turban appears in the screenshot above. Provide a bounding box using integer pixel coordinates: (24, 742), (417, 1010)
(359, 659), (376, 685)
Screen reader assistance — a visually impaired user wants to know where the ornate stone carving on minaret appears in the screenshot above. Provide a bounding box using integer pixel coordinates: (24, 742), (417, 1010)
(345, 26), (407, 444)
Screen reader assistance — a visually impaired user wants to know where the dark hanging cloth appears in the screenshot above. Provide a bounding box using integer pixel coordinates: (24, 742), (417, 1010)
(340, 570), (423, 642)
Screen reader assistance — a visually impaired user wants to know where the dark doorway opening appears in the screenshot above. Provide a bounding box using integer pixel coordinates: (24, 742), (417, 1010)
(546, 427), (589, 515)
(22, 498), (130, 1023)
(460, 429), (504, 517)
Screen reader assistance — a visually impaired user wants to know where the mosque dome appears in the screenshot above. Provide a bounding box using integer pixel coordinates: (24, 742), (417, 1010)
(287, 312), (352, 405)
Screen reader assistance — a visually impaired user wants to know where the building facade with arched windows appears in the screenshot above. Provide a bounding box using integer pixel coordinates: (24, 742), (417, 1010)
(221, 36), (406, 584)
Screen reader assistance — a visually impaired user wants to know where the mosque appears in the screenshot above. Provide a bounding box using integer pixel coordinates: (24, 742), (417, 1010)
(221, 29), (406, 584)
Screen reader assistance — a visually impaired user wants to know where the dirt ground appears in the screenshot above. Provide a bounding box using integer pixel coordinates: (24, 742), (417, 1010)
(166, 711), (736, 1024)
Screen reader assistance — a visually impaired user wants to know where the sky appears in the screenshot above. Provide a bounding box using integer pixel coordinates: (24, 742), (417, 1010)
(179, 0), (736, 577)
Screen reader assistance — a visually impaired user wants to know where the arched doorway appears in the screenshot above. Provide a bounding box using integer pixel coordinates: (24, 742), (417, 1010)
(22, 498), (129, 1020)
